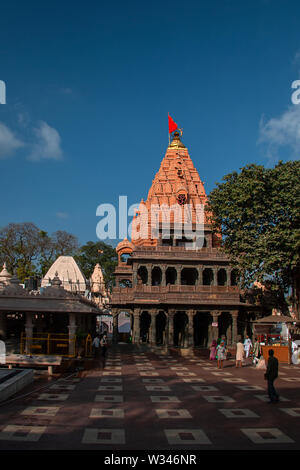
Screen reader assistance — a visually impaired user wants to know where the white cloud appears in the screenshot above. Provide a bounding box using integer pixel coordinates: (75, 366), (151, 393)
(0, 122), (24, 158)
(28, 121), (63, 161)
(258, 104), (300, 162)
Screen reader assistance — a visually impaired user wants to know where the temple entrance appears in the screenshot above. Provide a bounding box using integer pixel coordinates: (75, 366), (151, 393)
(140, 311), (151, 342)
(193, 312), (213, 347)
(117, 311), (131, 342)
(218, 312), (232, 345)
(156, 311), (167, 345)
(174, 311), (188, 347)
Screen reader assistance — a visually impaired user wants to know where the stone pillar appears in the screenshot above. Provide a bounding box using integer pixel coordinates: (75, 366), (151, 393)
(149, 310), (157, 345)
(68, 312), (77, 357)
(213, 267), (218, 286)
(167, 310), (175, 347)
(132, 308), (141, 344)
(112, 309), (119, 344)
(161, 266), (166, 287)
(176, 266), (181, 285)
(231, 312), (238, 344)
(25, 312), (33, 355)
(0, 312), (7, 340)
(187, 310), (194, 347)
(226, 269), (231, 287)
(147, 265), (151, 286)
(197, 266), (203, 286)
(211, 310), (220, 341)
(133, 265), (138, 286)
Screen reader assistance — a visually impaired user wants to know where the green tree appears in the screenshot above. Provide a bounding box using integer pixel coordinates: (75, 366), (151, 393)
(0, 222), (41, 280)
(0, 223), (79, 281)
(207, 161), (300, 317)
(74, 240), (117, 291)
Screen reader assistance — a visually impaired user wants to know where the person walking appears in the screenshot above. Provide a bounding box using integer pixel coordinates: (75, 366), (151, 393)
(92, 334), (100, 357)
(216, 340), (226, 369)
(264, 349), (279, 403)
(244, 335), (252, 359)
(252, 337), (261, 366)
(100, 332), (108, 365)
(235, 338), (244, 367)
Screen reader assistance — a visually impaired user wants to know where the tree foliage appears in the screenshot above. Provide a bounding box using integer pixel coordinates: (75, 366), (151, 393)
(207, 161), (300, 316)
(0, 223), (79, 281)
(74, 240), (117, 290)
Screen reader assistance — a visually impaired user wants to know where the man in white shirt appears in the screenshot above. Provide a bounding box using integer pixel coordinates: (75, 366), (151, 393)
(92, 334), (101, 359)
(244, 335), (252, 358)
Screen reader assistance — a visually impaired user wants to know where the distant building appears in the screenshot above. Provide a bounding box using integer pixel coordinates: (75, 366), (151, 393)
(41, 256), (88, 294)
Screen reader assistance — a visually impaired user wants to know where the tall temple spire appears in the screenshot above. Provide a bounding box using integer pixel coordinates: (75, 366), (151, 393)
(131, 130), (213, 247)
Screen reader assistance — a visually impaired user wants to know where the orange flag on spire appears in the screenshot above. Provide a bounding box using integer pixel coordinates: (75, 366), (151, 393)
(168, 114), (178, 134)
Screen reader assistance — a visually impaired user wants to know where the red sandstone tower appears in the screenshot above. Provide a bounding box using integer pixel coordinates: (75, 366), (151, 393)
(111, 131), (254, 351)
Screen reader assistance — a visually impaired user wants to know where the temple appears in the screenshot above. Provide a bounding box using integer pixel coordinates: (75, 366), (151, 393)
(111, 131), (257, 351)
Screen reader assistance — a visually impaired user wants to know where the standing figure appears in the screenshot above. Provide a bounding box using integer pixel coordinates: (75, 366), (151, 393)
(252, 337), (261, 366)
(235, 338), (244, 367)
(244, 335), (252, 359)
(100, 332), (108, 365)
(209, 340), (217, 361)
(216, 340), (226, 369)
(264, 349), (279, 403)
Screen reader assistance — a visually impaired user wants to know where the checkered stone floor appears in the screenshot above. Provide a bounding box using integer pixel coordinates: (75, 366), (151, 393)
(0, 344), (300, 450)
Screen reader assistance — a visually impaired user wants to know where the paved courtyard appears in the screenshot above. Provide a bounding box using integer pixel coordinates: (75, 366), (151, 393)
(0, 344), (300, 451)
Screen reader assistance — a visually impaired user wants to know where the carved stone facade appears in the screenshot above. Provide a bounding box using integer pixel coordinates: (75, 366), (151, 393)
(111, 132), (257, 349)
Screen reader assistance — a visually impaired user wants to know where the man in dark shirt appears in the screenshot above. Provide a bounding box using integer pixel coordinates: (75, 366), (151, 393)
(264, 349), (279, 403)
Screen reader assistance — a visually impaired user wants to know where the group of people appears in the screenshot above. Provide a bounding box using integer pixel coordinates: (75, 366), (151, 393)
(209, 334), (281, 403)
(209, 338), (227, 369)
(209, 335), (263, 368)
(92, 332), (108, 365)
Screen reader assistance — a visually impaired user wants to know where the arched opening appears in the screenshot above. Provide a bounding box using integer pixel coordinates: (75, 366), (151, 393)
(151, 267), (162, 286)
(237, 311), (252, 339)
(231, 269), (239, 286)
(117, 311), (131, 342)
(217, 269), (227, 286)
(140, 311), (151, 343)
(137, 266), (148, 285)
(120, 253), (131, 264)
(174, 311), (188, 347)
(181, 268), (198, 285)
(193, 311), (213, 347)
(166, 267), (177, 285)
(156, 311), (167, 345)
(119, 279), (132, 288)
(218, 312), (232, 345)
(203, 268), (214, 286)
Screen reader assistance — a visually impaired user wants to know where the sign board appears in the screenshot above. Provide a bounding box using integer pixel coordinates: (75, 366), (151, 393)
(212, 322), (218, 327)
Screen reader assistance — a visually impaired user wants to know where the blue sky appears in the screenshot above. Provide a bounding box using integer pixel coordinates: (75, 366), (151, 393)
(0, 0), (300, 247)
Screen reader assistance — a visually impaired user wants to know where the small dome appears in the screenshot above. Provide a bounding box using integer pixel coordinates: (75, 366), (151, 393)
(116, 238), (135, 253)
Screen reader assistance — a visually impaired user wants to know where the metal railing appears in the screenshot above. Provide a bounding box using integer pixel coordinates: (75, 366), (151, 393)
(20, 332), (77, 357)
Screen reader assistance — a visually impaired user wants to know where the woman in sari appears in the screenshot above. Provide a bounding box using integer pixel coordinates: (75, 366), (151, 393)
(216, 340), (226, 369)
(209, 340), (217, 360)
